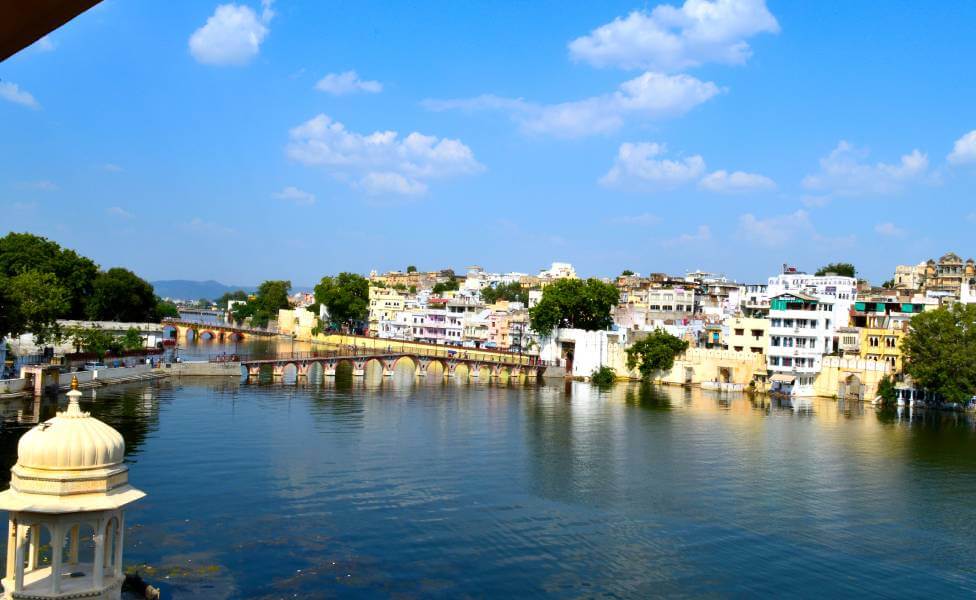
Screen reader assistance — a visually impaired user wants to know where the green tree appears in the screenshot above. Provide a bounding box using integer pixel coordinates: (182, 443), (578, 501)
(0, 232), (98, 319)
(876, 374), (897, 406)
(122, 327), (145, 351)
(881, 278), (896, 289)
(626, 329), (689, 381)
(154, 298), (180, 320)
(215, 290), (248, 309)
(815, 262), (856, 278)
(591, 366), (616, 386)
(481, 281), (529, 305)
(621, 269), (635, 276)
(902, 303), (976, 404)
(314, 273), (368, 328)
(3, 270), (70, 344)
(528, 278), (619, 336)
(406, 265), (417, 273)
(432, 278), (460, 295)
(250, 280), (292, 328)
(86, 268), (158, 322)
(67, 326), (121, 358)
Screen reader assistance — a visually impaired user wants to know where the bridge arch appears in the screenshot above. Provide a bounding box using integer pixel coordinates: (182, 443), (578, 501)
(453, 362), (470, 382)
(364, 358), (385, 383)
(497, 366), (512, 384)
(307, 361), (324, 384)
(424, 359), (446, 380)
(200, 330), (217, 341)
(282, 362), (299, 384)
(477, 365), (491, 381)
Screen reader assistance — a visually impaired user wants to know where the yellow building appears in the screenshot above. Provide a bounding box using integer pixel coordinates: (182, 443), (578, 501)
(725, 316), (768, 354)
(278, 307), (318, 339)
(859, 328), (905, 371)
(814, 356), (891, 400)
(368, 286), (411, 336)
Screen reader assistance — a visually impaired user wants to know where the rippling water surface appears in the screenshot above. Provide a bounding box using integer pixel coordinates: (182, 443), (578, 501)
(3, 374), (976, 598)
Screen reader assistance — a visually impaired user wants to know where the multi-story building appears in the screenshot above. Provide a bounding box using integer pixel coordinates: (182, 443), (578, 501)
(767, 292), (837, 395)
(893, 252), (976, 302)
(849, 297), (935, 371)
(367, 286), (411, 336)
(538, 262), (577, 280)
(378, 302), (465, 345)
(725, 316), (768, 354)
(741, 283), (770, 317)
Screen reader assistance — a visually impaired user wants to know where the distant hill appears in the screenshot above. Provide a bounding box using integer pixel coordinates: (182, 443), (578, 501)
(151, 280), (255, 302)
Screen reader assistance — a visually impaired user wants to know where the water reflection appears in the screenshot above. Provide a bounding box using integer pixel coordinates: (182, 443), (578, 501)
(1, 380), (976, 596)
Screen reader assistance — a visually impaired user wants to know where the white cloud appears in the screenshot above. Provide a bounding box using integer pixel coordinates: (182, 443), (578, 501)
(188, 2), (273, 66)
(107, 206), (134, 219)
(360, 172), (427, 196)
(948, 130), (976, 166)
(569, 0), (779, 72)
(609, 212), (661, 225)
(0, 82), (40, 110)
(102, 163), (124, 172)
(21, 180), (58, 191)
(737, 209), (855, 248)
(601, 142), (706, 189)
(874, 222), (905, 237)
(699, 169), (775, 192)
(662, 224), (712, 246)
(315, 70), (382, 95)
(182, 217), (235, 236)
(286, 114), (484, 195)
(425, 71), (721, 138)
(273, 186), (316, 205)
(802, 141), (930, 196)
(33, 35), (55, 52)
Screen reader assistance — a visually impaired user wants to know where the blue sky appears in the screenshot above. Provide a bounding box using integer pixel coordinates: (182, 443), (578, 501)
(2, 0), (976, 286)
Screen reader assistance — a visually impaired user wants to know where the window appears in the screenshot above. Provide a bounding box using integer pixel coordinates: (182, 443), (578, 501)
(772, 318), (782, 327)
(771, 336), (781, 346)
(735, 328), (745, 336)
(782, 357), (793, 367)
(869, 336), (880, 348)
(885, 336), (897, 348)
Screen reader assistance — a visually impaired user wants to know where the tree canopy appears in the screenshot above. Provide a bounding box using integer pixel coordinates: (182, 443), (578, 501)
(232, 280), (292, 328)
(0, 232), (98, 318)
(481, 281), (529, 305)
(2, 270), (70, 344)
(902, 303), (976, 404)
(314, 273), (369, 328)
(528, 278), (619, 336)
(815, 262), (856, 278)
(216, 290), (248, 309)
(626, 329), (689, 380)
(431, 277), (460, 295)
(406, 265), (417, 273)
(621, 270), (635, 276)
(86, 267), (158, 323)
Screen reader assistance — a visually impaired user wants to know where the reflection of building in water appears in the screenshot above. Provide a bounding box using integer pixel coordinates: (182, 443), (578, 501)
(0, 378), (145, 599)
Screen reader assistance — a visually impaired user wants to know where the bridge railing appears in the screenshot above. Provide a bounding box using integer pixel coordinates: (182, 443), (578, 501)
(230, 345), (557, 367)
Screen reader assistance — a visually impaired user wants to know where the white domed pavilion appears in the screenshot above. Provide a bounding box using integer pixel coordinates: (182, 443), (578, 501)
(0, 377), (144, 599)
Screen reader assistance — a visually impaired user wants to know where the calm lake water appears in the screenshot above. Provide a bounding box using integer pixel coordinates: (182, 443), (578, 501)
(4, 358), (976, 597)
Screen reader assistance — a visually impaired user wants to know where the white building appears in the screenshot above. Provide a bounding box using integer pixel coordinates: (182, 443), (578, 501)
(764, 270), (857, 396)
(538, 262), (577, 280)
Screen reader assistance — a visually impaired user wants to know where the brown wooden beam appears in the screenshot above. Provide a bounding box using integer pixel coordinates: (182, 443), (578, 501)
(0, 0), (102, 63)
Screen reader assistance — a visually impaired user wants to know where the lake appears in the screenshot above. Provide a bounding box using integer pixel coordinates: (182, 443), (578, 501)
(2, 372), (976, 597)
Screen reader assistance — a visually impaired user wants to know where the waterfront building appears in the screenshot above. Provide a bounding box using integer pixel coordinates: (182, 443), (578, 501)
(724, 316), (768, 354)
(378, 300), (464, 345)
(849, 296), (934, 372)
(766, 291), (847, 396)
(686, 272), (743, 318)
(0, 378), (144, 599)
(368, 286), (413, 336)
(369, 268), (455, 291)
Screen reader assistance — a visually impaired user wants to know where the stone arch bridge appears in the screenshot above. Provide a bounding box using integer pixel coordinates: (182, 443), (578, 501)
(240, 350), (550, 383)
(163, 319), (279, 342)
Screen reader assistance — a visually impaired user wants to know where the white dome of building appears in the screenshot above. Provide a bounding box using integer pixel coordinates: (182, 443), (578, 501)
(0, 377), (146, 599)
(16, 402), (125, 471)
